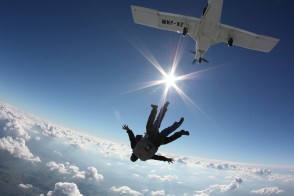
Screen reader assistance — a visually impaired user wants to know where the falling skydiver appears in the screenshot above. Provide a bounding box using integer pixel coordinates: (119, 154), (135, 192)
(122, 102), (190, 163)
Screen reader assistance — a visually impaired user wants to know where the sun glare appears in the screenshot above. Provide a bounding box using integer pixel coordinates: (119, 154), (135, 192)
(164, 72), (177, 88)
(124, 35), (213, 119)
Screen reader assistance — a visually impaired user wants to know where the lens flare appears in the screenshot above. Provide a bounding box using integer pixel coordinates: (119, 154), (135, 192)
(121, 35), (212, 118)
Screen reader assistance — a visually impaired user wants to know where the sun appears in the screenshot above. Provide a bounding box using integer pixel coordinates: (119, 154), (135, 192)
(163, 72), (177, 88)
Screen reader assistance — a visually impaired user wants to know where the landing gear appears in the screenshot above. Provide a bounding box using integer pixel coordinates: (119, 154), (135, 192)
(183, 27), (188, 37)
(228, 38), (233, 47)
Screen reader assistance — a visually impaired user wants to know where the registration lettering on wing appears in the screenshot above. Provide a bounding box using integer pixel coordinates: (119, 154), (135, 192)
(162, 19), (184, 27)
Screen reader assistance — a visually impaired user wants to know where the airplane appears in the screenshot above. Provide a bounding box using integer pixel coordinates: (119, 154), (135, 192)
(131, 0), (279, 64)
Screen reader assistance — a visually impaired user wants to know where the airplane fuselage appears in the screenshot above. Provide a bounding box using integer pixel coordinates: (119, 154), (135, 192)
(193, 0), (223, 62)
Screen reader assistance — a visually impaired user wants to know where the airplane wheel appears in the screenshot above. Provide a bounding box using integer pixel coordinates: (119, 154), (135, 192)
(228, 38), (233, 47)
(183, 27), (188, 36)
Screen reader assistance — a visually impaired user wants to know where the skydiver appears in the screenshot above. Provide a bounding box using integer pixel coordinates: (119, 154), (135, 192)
(122, 102), (189, 164)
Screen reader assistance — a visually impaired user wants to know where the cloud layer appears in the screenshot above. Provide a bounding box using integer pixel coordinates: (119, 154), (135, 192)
(1, 102), (294, 196)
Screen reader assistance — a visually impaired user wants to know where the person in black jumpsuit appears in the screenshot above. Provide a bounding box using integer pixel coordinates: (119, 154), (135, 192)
(123, 102), (189, 163)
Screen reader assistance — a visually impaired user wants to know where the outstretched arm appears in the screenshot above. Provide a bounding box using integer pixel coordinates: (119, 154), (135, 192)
(122, 124), (137, 149)
(151, 155), (174, 164)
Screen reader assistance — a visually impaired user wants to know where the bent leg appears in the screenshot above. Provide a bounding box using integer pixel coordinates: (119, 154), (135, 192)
(160, 131), (182, 145)
(160, 121), (181, 137)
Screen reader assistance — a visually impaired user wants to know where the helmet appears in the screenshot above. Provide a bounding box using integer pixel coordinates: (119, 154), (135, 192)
(130, 154), (138, 162)
(135, 135), (142, 142)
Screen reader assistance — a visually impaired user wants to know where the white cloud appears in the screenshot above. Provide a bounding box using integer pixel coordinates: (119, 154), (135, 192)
(197, 177), (243, 195)
(46, 162), (103, 182)
(177, 156), (189, 164)
(2, 119), (30, 140)
(268, 174), (294, 183)
(68, 165), (85, 179)
(0, 104), (31, 140)
(85, 167), (103, 182)
(0, 136), (41, 163)
(250, 168), (272, 176)
(47, 161), (68, 174)
(148, 174), (177, 181)
(47, 182), (82, 196)
(0, 103), (87, 165)
(195, 188), (212, 196)
(110, 186), (142, 196)
(41, 124), (71, 138)
(212, 177), (243, 192)
(175, 156), (242, 172)
(18, 183), (33, 189)
(150, 190), (165, 196)
(250, 187), (285, 195)
(205, 163), (237, 170)
(220, 177), (242, 192)
(174, 155), (279, 180)
(65, 137), (86, 149)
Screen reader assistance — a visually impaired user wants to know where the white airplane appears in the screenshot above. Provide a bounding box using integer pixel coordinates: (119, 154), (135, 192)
(131, 0), (279, 64)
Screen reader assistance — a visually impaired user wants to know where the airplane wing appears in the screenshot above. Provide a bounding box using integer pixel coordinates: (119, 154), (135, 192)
(216, 24), (279, 52)
(131, 5), (200, 36)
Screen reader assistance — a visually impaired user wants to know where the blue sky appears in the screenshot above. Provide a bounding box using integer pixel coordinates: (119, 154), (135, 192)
(0, 0), (293, 166)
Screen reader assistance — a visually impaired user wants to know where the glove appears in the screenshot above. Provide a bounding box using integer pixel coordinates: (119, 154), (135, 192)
(165, 157), (174, 164)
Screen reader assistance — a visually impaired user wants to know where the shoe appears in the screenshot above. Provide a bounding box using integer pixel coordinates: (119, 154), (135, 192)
(180, 130), (190, 136)
(151, 104), (158, 109)
(178, 117), (184, 125)
(164, 101), (170, 108)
